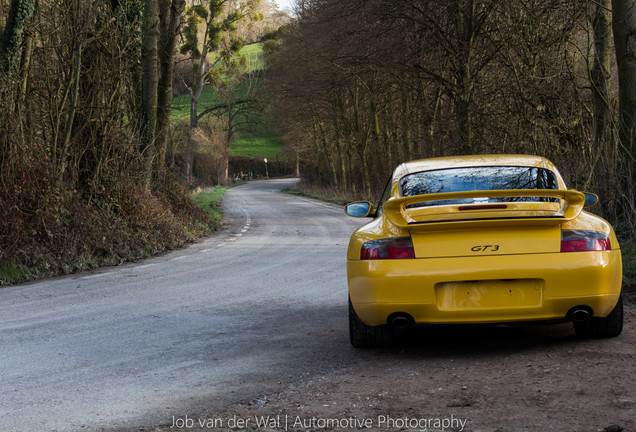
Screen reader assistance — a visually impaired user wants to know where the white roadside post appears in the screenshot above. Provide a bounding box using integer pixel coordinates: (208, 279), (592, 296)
(264, 157), (269, 179)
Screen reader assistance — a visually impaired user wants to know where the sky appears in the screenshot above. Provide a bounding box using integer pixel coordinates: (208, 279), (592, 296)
(273, 0), (295, 12)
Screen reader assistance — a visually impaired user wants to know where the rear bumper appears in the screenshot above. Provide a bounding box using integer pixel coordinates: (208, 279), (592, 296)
(347, 251), (622, 326)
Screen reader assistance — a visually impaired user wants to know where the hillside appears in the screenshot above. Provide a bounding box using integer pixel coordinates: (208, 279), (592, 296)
(171, 43), (287, 161)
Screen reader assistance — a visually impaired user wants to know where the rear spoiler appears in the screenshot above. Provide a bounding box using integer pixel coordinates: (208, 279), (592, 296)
(382, 189), (586, 230)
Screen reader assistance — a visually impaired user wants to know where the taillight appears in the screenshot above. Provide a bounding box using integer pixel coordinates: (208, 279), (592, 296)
(361, 237), (415, 260)
(561, 230), (611, 252)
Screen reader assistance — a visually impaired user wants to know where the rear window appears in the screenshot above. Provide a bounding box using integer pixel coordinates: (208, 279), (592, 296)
(399, 166), (559, 206)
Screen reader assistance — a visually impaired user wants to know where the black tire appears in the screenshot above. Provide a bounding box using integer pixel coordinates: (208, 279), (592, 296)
(349, 297), (392, 348)
(574, 294), (623, 338)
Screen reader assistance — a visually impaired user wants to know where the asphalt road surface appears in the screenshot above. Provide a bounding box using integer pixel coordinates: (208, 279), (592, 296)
(1, 179), (634, 432)
(0, 179), (363, 432)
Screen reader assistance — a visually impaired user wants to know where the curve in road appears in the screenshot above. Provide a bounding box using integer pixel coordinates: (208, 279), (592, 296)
(0, 179), (364, 432)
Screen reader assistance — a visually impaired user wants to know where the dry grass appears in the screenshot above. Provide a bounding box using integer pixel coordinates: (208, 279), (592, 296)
(285, 180), (376, 205)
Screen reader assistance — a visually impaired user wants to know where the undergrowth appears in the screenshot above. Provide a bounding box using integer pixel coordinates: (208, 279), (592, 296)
(0, 175), (217, 285)
(284, 179), (370, 206)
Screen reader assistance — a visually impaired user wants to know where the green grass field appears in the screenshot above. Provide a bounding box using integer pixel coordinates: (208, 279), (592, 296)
(238, 43), (267, 71)
(232, 121), (287, 160)
(172, 43), (285, 160)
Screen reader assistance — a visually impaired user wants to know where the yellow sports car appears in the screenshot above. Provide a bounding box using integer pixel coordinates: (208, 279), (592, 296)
(345, 155), (623, 347)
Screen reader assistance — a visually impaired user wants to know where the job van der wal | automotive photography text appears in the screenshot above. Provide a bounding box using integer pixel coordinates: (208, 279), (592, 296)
(170, 413), (468, 430)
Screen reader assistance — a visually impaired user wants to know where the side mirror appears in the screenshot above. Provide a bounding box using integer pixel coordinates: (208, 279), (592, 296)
(583, 192), (599, 209)
(344, 201), (374, 217)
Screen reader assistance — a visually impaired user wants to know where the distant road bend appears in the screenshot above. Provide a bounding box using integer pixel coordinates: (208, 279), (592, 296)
(0, 179), (363, 432)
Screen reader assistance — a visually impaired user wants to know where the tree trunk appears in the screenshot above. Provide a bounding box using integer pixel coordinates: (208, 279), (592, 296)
(156, 0), (185, 179)
(140, 0), (159, 188)
(0, 0), (5, 36)
(454, 0), (475, 154)
(184, 6), (213, 182)
(318, 121), (338, 187)
(1, 0), (35, 74)
(584, 0), (613, 190)
(58, 42), (82, 180)
(16, 0), (36, 133)
(18, 23), (33, 108)
(185, 59), (207, 182)
(402, 91), (413, 161)
(592, 0), (612, 150)
(184, 96), (199, 181)
(333, 94), (349, 190)
(612, 0), (636, 184)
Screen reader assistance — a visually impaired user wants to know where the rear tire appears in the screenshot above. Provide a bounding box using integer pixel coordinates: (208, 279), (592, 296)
(349, 297), (392, 348)
(574, 294), (623, 338)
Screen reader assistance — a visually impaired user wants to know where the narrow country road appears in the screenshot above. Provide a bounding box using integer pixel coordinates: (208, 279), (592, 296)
(1, 179), (634, 432)
(0, 179), (363, 432)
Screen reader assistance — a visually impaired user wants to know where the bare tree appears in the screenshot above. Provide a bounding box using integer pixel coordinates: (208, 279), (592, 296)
(612, 0), (636, 185)
(591, 0), (613, 156)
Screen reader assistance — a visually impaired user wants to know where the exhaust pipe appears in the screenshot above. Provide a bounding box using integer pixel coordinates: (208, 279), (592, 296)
(389, 314), (414, 329)
(571, 309), (590, 322)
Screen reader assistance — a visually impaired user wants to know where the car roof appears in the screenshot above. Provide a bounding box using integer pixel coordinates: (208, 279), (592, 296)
(394, 154), (559, 178)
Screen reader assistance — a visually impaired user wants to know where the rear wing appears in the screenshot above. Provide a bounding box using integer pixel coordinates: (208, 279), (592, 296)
(382, 189), (586, 230)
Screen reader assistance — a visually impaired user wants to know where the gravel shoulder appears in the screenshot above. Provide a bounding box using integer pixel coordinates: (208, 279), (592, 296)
(144, 294), (635, 432)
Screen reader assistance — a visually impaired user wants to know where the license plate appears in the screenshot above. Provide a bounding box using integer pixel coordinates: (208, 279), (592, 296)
(435, 279), (544, 310)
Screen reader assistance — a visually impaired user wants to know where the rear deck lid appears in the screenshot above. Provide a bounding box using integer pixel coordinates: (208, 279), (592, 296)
(410, 225), (561, 258)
